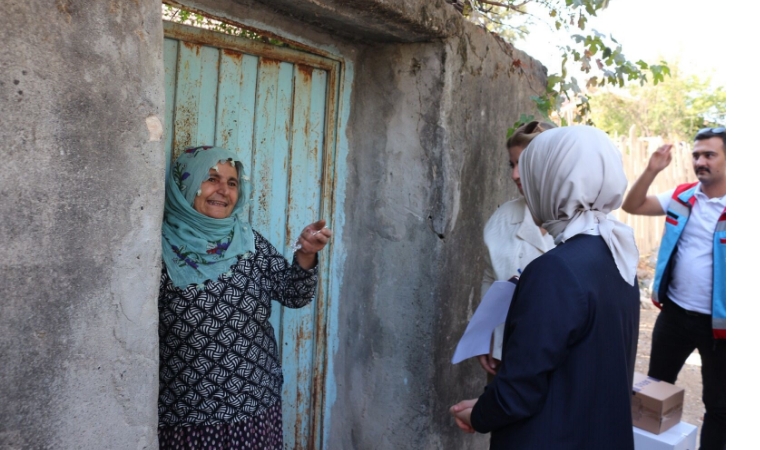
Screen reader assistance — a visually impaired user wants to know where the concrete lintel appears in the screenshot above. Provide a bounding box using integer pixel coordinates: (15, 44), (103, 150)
(231, 0), (464, 42)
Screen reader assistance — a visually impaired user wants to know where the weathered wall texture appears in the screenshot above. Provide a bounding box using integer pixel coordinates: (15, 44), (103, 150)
(232, 0), (463, 42)
(331, 27), (546, 450)
(0, 1), (165, 449)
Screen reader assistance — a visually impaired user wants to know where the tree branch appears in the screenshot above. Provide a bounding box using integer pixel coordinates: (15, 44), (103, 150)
(475, 0), (529, 13)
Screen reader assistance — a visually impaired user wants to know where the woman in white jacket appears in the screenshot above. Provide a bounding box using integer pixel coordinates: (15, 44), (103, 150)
(478, 120), (556, 375)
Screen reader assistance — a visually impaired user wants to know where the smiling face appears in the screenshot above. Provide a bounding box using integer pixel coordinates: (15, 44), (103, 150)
(508, 145), (526, 195)
(692, 136), (726, 187)
(192, 161), (239, 219)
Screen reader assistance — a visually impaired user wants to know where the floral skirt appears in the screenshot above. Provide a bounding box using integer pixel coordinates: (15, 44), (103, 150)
(158, 402), (283, 450)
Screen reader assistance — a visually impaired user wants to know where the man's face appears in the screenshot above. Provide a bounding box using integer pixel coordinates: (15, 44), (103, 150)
(692, 137), (725, 187)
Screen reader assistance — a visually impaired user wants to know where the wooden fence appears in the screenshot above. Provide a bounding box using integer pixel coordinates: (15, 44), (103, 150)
(612, 133), (696, 258)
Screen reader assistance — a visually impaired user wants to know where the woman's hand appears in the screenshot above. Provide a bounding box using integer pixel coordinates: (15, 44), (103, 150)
(477, 331), (501, 375)
(449, 398), (478, 433)
(477, 354), (500, 375)
(295, 220), (332, 270)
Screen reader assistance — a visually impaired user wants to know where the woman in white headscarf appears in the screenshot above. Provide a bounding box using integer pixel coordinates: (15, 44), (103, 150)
(450, 126), (641, 450)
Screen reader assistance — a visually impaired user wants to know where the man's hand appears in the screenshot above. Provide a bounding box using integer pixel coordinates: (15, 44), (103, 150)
(647, 144), (673, 174)
(477, 353), (500, 375)
(621, 144), (670, 216)
(450, 398), (478, 433)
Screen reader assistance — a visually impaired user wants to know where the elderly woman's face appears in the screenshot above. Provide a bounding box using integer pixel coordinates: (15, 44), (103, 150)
(193, 162), (239, 219)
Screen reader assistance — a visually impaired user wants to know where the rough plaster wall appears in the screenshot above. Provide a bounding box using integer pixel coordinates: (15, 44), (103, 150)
(232, 0), (463, 42)
(0, 1), (165, 449)
(331, 42), (449, 450)
(432, 24), (548, 448)
(330, 22), (547, 449)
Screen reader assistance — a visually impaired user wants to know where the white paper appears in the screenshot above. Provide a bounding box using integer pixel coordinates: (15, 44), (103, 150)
(451, 280), (516, 364)
(491, 322), (505, 359)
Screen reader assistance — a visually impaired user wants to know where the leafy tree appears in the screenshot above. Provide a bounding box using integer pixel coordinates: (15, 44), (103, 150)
(450, 0), (669, 125)
(452, 0), (531, 41)
(162, 5), (290, 48)
(590, 62), (725, 141)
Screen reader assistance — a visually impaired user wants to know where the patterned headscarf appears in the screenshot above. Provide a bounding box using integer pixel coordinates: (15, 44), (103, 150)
(519, 126), (639, 285)
(161, 146), (253, 289)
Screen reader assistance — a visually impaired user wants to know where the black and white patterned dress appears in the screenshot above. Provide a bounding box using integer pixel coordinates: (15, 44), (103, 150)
(158, 230), (317, 447)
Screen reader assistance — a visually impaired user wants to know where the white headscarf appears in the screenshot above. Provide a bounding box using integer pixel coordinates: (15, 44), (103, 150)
(519, 126), (639, 285)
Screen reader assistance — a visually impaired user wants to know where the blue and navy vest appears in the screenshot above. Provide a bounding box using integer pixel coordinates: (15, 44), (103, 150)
(651, 182), (726, 339)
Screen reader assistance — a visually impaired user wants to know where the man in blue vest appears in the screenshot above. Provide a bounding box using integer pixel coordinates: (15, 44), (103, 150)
(622, 127), (725, 450)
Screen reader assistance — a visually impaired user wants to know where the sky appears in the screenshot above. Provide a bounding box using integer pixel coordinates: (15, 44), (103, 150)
(513, 0), (727, 88)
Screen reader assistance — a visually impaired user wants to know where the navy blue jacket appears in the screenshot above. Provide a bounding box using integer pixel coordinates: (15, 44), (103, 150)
(471, 235), (640, 450)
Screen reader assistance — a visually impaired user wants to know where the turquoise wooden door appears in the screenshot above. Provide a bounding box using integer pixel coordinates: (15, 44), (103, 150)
(163, 21), (338, 450)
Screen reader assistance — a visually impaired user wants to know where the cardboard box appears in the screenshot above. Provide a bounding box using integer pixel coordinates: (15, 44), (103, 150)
(631, 372), (685, 434)
(633, 422), (698, 450)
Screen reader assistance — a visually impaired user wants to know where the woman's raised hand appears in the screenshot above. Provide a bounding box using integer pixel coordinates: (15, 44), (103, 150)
(294, 220), (332, 270)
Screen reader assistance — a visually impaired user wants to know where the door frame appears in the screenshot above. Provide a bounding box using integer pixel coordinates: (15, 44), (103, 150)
(163, 19), (343, 449)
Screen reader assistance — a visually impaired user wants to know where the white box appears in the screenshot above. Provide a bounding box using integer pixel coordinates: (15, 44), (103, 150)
(633, 422), (698, 450)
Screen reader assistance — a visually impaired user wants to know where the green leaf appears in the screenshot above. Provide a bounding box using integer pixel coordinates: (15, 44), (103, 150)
(547, 74), (563, 90)
(507, 113), (538, 138)
(415, 0), (674, 125)
(569, 77), (582, 93)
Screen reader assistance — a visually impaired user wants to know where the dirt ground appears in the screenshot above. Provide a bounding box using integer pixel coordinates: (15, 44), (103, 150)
(635, 252), (704, 444)
(636, 302), (704, 443)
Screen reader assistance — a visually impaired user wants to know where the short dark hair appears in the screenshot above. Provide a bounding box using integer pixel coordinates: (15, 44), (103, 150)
(695, 126), (725, 149)
(507, 121), (556, 150)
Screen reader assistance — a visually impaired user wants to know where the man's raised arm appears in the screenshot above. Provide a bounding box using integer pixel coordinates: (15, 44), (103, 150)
(621, 144), (672, 216)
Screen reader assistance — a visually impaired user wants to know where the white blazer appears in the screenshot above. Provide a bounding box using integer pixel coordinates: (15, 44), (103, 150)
(481, 197), (555, 299)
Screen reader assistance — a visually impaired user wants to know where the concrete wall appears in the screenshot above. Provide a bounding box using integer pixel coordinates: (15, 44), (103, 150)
(1, 0), (546, 448)
(0, 1), (165, 449)
(332, 27), (547, 450)
(232, 0), (463, 42)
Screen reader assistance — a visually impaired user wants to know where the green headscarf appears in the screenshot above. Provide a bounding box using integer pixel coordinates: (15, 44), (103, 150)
(161, 146), (253, 289)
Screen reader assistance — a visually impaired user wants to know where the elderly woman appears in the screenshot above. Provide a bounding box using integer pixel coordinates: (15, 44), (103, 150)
(451, 126), (640, 449)
(157, 146), (331, 449)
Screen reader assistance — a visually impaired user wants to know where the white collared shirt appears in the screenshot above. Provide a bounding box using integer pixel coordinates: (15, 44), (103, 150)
(481, 197), (556, 301)
(656, 184), (726, 314)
